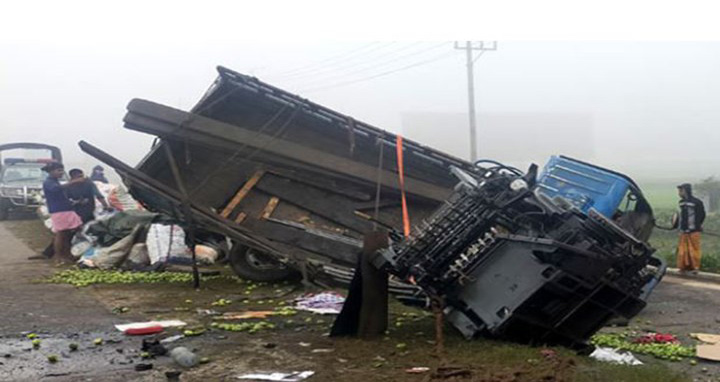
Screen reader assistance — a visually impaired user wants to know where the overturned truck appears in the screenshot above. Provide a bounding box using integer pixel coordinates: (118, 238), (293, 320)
(81, 66), (665, 347)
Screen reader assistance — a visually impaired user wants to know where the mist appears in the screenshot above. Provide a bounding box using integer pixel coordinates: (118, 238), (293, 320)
(2, 41), (719, 184)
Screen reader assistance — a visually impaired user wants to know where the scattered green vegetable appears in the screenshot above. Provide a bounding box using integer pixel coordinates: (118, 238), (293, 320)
(591, 333), (695, 361)
(216, 321), (276, 333)
(44, 269), (232, 287)
(211, 298), (232, 307)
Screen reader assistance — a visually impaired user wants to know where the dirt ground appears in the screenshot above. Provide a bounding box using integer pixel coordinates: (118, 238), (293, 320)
(1, 218), (716, 382)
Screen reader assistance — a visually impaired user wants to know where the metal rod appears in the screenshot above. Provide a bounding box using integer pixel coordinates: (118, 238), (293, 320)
(163, 143), (200, 289)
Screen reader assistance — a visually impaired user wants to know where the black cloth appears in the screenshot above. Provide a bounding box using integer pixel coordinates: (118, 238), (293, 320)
(66, 180), (101, 223)
(90, 173), (109, 184)
(674, 184), (706, 233)
(86, 210), (158, 246)
(330, 231), (389, 338)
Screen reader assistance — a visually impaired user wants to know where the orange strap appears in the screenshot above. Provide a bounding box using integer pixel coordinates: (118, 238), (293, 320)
(396, 135), (411, 238)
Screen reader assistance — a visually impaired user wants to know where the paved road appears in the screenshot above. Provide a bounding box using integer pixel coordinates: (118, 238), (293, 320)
(0, 222), (155, 381)
(0, 222), (119, 335)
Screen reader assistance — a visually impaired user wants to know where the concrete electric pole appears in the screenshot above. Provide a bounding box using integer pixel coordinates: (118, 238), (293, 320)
(454, 41), (497, 162)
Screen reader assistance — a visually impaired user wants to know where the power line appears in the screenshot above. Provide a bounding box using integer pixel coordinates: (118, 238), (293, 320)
(270, 42), (381, 77)
(271, 42), (396, 79)
(300, 50), (457, 93)
(289, 42), (448, 87)
(280, 42), (427, 82)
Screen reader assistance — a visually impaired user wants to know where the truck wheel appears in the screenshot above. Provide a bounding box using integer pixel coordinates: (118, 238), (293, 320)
(0, 199), (9, 221)
(228, 244), (297, 282)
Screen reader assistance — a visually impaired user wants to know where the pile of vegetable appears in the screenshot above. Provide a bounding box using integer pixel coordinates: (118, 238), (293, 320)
(44, 269), (230, 287)
(591, 332), (695, 361)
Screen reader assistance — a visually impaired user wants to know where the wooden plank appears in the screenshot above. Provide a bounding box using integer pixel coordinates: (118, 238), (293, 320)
(260, 197), (280, 219)
(234, 212), (247, 224)
(220, 170), (264, 218)
(243, 219), (360, 266)
(255, 173), (374, 234)
(267, 167), (371, 201)
(124, 99), (451, 202)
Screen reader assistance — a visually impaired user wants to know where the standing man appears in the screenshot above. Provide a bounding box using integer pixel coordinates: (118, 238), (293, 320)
(42, 162), (83, 263)
(674, 183), (706, 275)
(90, 165), (109, 184)
(66, 168), (111, 223)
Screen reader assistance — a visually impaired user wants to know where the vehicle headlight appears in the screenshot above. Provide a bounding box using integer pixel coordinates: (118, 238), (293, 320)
(0, 187), (23, 198)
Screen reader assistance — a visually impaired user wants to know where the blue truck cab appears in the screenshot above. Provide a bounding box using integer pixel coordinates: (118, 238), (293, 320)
(536, 155), (664, 300)
(537, 156), (636, 219)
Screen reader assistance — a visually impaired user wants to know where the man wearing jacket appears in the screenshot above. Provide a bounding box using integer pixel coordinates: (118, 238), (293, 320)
(674, 183), (706, 274)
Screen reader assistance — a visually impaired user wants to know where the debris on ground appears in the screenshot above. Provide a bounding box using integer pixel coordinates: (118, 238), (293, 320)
(214, 321), (276, 333)
(590, 347), (643, 365)
(45, 269), (229, 287)
(591, 332), (695, 361)
(160, 335), (185, 344)
(125, 325), (163, 336)
(170, 346), (198, 368)
(211, 298), (233, 307)
(141, 338), (168, 357)
(115, 320), (187, 332)
(696, 344), (720, 362)
(215, 311), (277, 320)
(691, 333), (720, 344)
(135, 363), (153, 371)
(111, 306), (131, 314)
(237, 371), (315, 381)
(405, 367), (430, 374)
(294, 292), (345, 315)
(632, 333), (679, 344)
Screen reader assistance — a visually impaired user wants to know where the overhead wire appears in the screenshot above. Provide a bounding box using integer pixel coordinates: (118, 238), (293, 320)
(287, 42), (448, 87)
(270, 42), (396, 79)
(279, 42), (427, 82)
(299, 50), (457, 93)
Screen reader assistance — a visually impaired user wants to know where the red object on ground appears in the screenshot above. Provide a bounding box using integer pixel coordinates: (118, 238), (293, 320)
(632, 332), (678, 344)
(124, 325), (164, 336)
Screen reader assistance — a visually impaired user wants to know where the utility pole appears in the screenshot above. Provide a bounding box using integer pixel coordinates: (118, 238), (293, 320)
(454, 41), (497, 162)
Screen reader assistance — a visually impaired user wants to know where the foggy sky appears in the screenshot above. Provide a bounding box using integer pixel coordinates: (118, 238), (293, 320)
(2, 41), (719, 183)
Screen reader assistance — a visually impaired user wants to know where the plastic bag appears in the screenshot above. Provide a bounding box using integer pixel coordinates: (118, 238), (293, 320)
(146, 224), (189, 265)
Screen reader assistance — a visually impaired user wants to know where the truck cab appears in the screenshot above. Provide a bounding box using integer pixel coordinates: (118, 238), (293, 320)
(537, 155), (654, 242)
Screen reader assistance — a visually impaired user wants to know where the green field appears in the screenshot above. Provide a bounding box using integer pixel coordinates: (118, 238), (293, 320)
(640, 182), (720, 272)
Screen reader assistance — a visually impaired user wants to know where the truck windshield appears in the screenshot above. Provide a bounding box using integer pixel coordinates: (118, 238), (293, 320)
(1, 165), (46, 183)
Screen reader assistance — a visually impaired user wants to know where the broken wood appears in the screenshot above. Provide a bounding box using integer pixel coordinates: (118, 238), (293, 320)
(220, 170), (264, 218)
(234, 212), (247, 224)
(255, 173), (373, 234)
(260, 197), (280, 219)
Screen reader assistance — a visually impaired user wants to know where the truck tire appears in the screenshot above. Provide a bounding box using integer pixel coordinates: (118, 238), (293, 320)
(228, 244), (297, 282)
(0, 199), (9, 221)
